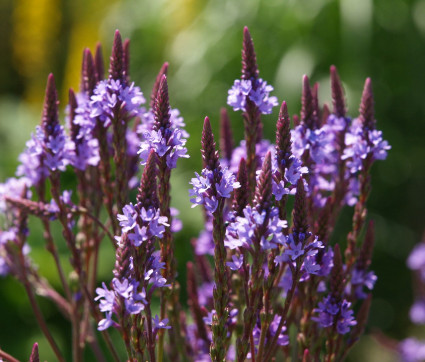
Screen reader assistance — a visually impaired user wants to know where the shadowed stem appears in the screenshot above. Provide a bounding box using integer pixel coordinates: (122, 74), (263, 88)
(18, 249), (65, 362)
(79, 273), (121, 362)
(243, 101), (261, 203)
(0, 349), (20, 362)
(157, 164), (173, 362)
(263, 263), (302, 362)
(211, 198), (230, 361)
(74, 207), (116, 247)
(35, 182), (73, 303)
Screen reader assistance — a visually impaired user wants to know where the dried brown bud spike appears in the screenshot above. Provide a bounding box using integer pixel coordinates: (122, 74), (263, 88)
(330, 65), (346, 118)
(153, 75), (171, 132)
(108, 30), (125, 83)
(219, 108), (234, 162)
(41, 73), (59, 136)
(95, 42), (105, 81)
(242, 26), (259, 81)
(150, 62), (169, 108)
(137, 150), (159, 208)
(81, 48), (96, 95)
(359, 78), (375, 130)
(201, 116), (220, 172)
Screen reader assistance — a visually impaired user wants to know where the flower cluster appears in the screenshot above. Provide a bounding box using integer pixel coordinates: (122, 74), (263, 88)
(342, 117), (391, 173)
(95, 253), (170, 332)
(0, 28), (388, 362)
(17, 124), (72, 186)
(313, 296), (357, 335)
(138, 127), (188, 169)
(227, 78), (278, 114)
(189, 167), (240, 213)
(90, 80), (146, 127)
(117, 203), (168, 246)
(225, 206), (287, 250)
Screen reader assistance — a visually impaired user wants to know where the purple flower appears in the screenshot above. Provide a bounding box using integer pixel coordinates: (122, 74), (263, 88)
(0, 178), (30, 213)
(0, 256), (9, 276)
(272, 179), (290, 201)
(170, 207), (183, 233)
(410, 300), (425, 324)
(369, 129), (391, 160)
(313, 296), (356, 335)
(337, 300), (357, 334)
(249, 79), (279, 114)
(153, 315), (171, 330)
(195, 221), (214, 256)
(269, 315), (290, 346)
(90, 79), (145, 127)
(407, 243), (425, 281)
(95, 283), (115, 313)
(98, 312), (115, 331)
(317, 247), (334, 277)
(0, 228), (17, 245)
(216, 169), (240, 198)
(16, 124), (72, 185)
(303, 256), (321, 275)
(227, 79), (252, 111)
(282, 233), (305, 261)
(284, 156), (308, 186)
(71, 138), (100, 170)
(225, 206), (287, 251)
(203, 310), (216, 326)
(198, 282), (214, 306)
(227, 78), (278, 114)
(128, 225), (148, 247)
(117, 204), (137, 232)
(138, 126), (189, 170)
(148, 269), (170, 289)
(112, 278), (133, 299)
(121, 206), (168, 247)
(189, 167), (238, 213)
(350, 269), (377, 299)
(399, 338), (425, 362)
(226, 254), (244, 271)
(125, 298), (145, 314)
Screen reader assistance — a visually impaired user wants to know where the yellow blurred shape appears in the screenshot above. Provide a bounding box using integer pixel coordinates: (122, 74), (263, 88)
(12, 0), (61, 102)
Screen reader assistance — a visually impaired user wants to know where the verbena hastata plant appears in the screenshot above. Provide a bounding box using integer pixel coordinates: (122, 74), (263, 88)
(0, 27), (390, 362)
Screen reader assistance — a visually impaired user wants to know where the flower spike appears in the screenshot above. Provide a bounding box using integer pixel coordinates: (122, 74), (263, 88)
(108, 29), (125, 83)
(275, 101), (292, 173)
(242, 26), (259, 82)
(94, 42), (104, 81)
(150, 62), (169, 108)
(330, 244), (344, 302)
(137, 149), (159, 208)
(29, 342), (39, 362)
(81, 48), (96, 95)
(292, 179), (309, 236)
(219, 108), (234, 163)
(201, 116), (220, 172)
(330, 65), (346, 118)
(41, 74), (59, 137)
(301, 75), (317, 129)
(153, 75), (171, 132)
(357, 220), (375, 271)
(123, 38), (130, 83)
(359, 77), (375, 130)
(254, 151), (272, 212)
(232, 158), (249, 215)
(68, 88), (78, 142)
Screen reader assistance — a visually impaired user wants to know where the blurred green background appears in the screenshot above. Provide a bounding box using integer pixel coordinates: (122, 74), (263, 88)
(0, 0), (424, 360)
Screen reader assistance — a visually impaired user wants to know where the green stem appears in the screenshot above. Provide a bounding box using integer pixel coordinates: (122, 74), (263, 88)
(18, 250), (65, 362)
